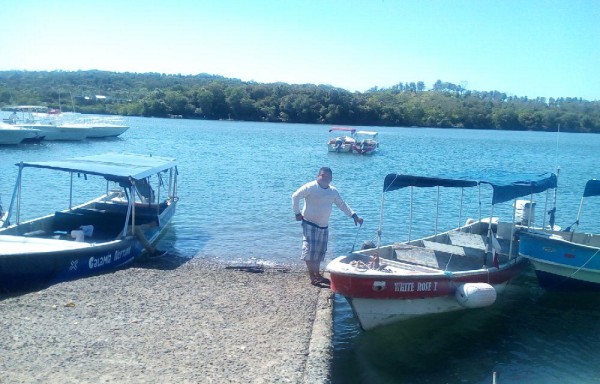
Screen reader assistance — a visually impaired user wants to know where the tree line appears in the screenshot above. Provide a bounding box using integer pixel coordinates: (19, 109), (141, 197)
(1, 70), (599, 133)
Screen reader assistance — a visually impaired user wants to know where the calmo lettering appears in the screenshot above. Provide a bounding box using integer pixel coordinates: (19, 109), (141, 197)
(89, 254), (112, 269)
(114, 246), (131, 262)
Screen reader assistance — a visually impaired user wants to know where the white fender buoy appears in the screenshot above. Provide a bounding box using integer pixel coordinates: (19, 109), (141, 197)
(455, 283), (497, 308)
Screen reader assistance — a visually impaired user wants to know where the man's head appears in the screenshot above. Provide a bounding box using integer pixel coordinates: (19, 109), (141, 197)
(316, 167), (332, 188)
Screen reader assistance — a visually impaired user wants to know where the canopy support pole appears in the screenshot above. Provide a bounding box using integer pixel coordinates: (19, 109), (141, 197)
(435, 186), (440, 237)
(69, 172), (74, 210)
(484, 205), (495, 267)
(377, 191), (385, 248)
(542, 190), (549, 229)
(458, 188), (464, 230)
(408, 186), (413, 242)
(570, 196), (585, 241)
(508, 199), (517, 259)
(4, 164), (23, 227)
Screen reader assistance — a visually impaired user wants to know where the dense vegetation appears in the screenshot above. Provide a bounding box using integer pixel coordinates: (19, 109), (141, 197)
(1, 70), (599, 133)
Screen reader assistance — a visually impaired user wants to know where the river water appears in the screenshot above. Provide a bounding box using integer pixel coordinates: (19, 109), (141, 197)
(1, 117), (599, 383)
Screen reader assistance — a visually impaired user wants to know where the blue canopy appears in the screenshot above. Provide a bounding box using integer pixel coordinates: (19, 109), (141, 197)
(383, 174), (478, 192)
(383, 172), (557, 205)
(480, 172), (557, 205)
(583, 179), (600, 197)
(16, 152), (177, 183)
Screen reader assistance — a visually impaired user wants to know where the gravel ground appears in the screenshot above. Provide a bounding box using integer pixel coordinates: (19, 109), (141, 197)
(0, 256), (333, 383)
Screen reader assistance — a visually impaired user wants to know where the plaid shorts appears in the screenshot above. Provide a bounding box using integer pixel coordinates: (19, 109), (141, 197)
(301, 220), (329, 262)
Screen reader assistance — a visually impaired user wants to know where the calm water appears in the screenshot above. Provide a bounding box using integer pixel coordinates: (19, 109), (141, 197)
(1, 117), (599, 383)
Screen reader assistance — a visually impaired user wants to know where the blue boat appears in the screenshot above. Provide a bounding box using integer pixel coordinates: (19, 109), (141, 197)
(519, 179), (600, 290)
(0, 152), (179, 292)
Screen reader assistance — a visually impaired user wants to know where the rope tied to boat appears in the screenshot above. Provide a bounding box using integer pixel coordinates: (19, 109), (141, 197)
(568, 248), (600, 278)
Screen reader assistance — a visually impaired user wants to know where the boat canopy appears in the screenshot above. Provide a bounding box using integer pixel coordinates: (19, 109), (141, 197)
(480, 172), (557, 205)
(583, 179), (600, 197)
(2, 105), (49, 112)
(356, 131), (378, 136)
(15, 152), (177, 184)
(383, 172), (557, 205)
(383, 174), (478, 192)
(329, 127), (356, 133)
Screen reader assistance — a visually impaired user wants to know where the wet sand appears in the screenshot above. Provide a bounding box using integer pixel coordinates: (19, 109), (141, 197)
(0, 256), (333, 383)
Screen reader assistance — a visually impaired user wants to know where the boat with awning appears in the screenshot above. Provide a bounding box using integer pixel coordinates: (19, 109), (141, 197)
(0, 152), (179, 292)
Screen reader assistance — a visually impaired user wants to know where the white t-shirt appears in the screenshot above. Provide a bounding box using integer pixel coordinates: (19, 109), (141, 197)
(292, 180), (354, 227)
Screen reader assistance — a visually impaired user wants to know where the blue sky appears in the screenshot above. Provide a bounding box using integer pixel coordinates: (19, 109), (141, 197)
(1, 0), (598, 100)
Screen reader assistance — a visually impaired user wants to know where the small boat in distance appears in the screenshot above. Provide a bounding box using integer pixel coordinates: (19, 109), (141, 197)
(327, 127), (356, 153)
(327, 172), (558, 330)
(352, 130), (379, 155)
(519, 179), (600, 290)
(0, 152), (179, 293)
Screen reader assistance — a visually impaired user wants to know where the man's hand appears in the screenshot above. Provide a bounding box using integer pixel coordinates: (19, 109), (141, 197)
(352, 214), (364, 226)
(295, 213), (303, 221)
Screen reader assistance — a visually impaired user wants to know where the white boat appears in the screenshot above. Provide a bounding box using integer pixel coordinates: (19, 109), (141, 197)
(3, 106), (92, 141)
(0, 152), (179, 292)
(519, 179), (600, 290)
(86, 120), (129, 138)
(327, 172), (558, 330)
(0, 122), (44, 144)
(20, 122), (93, 141)
(327, 127), (356, 152)
(73, 118), (129, 138)
(352, 131), (379, 155)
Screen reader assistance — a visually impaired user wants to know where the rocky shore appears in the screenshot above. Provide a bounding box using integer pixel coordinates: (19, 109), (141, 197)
(0, 256), (333, 383)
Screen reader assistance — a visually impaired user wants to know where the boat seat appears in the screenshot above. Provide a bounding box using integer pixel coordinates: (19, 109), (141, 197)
(394, 245), (441, 269)
(448, 231), (487, 251)
(53, 210), (123, 239)
(421, 240), (466, 256)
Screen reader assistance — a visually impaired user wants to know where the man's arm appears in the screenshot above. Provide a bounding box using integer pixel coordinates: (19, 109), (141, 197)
(291, 183), (310, 220)
(334, 193), (363, 226)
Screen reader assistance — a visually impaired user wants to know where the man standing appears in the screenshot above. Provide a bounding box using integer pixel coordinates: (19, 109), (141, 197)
(292, 167), (363, 286)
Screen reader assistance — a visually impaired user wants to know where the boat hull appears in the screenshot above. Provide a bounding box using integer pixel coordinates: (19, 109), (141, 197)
(0, 201), (176, 293)
(329, 256), (526, 330)
(519, 231), (600, 289)
(16, 124), (91, 141)
(347, 285), (503, 330)
(86, 125), (129, 138)
(0, 236), (138, 291)
(0, 125), (42, 144)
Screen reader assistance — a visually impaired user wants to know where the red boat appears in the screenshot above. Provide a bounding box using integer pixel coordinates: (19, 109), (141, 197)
(327, 173), (558, 330)
(351, 130), (379, 155)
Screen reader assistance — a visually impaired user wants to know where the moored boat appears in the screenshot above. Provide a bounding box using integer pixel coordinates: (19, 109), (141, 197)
(327, 127), (356, 153)
(59, 114), (129, 138)
(0, 152), (179, 292)
(519, 179), (600, 290)
(3, 106), (128, 140)
(352, 130), (379, 155)
(0, 122), (44, 144)
(3, 105), (92, 141)
(327, 172), (558, 330)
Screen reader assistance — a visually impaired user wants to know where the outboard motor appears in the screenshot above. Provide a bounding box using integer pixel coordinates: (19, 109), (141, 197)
(515, 199), (536, 226)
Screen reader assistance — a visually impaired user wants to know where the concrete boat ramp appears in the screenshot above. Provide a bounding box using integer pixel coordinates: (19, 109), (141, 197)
(0, 257), (333, 383)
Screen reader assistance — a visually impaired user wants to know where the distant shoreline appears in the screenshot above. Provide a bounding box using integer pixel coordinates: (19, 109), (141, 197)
(1, 70), (598, 134)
